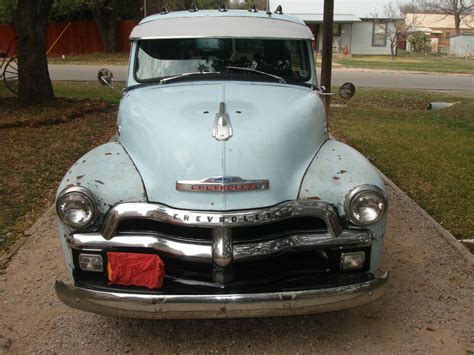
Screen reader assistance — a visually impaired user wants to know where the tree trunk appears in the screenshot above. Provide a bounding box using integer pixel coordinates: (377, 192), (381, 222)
(454, 13), (461, 34)
(14, 0), (55, 105)
(90, 0), (119, 53)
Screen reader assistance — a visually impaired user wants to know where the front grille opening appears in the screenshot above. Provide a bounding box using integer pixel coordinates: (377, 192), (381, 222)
(115, 216), (327, 242)
(117, 219), (213, 240)
(232, 217), (327, 242)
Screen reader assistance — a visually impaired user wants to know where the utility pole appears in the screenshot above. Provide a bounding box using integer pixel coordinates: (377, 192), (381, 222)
(320, 0), (334, 110)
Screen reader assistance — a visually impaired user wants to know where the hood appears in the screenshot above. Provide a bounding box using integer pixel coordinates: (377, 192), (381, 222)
(118, 82), (327, 211)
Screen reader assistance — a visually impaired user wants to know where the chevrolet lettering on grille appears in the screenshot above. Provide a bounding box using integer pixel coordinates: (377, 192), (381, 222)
(176, 176), (269, 192)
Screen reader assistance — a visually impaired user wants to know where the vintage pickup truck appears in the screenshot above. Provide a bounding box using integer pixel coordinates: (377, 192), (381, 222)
(54, 5), (389, 319)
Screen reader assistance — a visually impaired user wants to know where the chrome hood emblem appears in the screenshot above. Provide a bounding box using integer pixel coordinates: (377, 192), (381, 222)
(176, 176), (269, 192)
(212, 102), (233, 141)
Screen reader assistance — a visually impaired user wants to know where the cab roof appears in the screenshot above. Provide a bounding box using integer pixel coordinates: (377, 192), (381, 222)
(130, 9), (313, 40)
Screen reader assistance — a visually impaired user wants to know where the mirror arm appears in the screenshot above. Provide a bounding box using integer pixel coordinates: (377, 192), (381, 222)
(100, 77), (125, 96)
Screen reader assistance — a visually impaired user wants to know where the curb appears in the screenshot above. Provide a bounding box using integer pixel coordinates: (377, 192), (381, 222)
(377, 169), (474, 267)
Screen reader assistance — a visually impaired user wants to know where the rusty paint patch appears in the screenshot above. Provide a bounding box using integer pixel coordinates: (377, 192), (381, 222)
(338, 170), (347, 174)
(332, 176), (340, 180)
(94, 180), (105, 185)
(65, 184), (74, 188)
(105, 152), (112, 156)
(306, 196), (321, 200)
(82, 160), (86, 163)
(76, 175), (85, 180)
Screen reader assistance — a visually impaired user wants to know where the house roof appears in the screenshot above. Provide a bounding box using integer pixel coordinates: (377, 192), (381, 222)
(405, 13), (474, 30)
(270, 0), (406, 19)
(131, 10), (313, 40)
(288, 13), (361, 23)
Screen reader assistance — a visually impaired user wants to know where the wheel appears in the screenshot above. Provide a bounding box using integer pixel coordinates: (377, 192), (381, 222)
(3, 56), (18, 95)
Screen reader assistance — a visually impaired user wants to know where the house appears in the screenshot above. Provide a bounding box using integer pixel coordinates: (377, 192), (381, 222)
(270, 0), (400, 55)
(405, 13), (474, 50)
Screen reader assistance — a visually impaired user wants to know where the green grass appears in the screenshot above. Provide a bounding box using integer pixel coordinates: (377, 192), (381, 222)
(53, 81), (125, 104)
(330, 89), (474, 245)
(334, 55), (474, 74)
(48, 52), (129, 65)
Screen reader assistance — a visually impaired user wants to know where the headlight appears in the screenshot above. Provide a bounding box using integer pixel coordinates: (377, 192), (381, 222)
(345, 185), (387, 226)
(56, 187), (97, 228)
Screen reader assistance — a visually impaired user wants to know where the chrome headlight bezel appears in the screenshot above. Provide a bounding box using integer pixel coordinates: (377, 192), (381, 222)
(344, 185), (388, 226)
(56, 186), (97, 229)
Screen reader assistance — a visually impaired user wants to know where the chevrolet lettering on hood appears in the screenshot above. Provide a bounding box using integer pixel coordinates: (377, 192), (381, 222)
(54, 7), (389, 321)
(176, 176), (269, 192)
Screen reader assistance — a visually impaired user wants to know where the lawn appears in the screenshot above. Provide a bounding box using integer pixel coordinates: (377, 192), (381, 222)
(330, 89), (473, 249)
(333, 55), (474, 74)
(48, 52), (129, 65)
(0, 82), (121, 255)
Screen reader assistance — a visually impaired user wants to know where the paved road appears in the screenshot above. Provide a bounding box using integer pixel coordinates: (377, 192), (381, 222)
(1, 185), (473, 353)
(48, 64), (474, 91)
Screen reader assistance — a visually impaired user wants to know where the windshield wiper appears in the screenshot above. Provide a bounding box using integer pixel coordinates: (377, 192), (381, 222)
(160, 71), (219, 84)
(224, 66), (286, 84)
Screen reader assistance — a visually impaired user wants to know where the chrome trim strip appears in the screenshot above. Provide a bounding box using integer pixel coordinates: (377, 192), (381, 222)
(55, 272), (388, 319)
(69, 230), (372, 263)
(101, 200), (343, 240)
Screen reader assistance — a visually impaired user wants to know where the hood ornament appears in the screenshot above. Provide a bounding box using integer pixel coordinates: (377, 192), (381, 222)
(176, 176), (269, 192)
(212, 102), (233, 141)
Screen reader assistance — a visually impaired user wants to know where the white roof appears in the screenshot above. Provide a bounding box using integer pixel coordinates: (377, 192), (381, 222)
(130, 10), (313, 40)
(290, 13), (361, 23)
(272, 0), (410, 19)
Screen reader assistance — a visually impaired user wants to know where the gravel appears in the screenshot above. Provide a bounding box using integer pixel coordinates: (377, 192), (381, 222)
(0, 186), (472, 353)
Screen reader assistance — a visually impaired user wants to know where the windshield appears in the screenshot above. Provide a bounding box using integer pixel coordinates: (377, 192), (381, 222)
(134, 38), (312, 84)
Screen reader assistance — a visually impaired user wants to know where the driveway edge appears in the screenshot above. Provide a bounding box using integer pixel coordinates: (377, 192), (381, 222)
(377, 169), (474, 267)
(0, 205), (55, 269)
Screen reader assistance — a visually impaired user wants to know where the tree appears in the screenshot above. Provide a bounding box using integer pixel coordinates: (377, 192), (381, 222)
(417, 0), (473, 34)
(408, 30), (431, 52)
(14, 0), (55, 104)
(0, 0), (16, 24)
(371, 2), (418, 59)
(87, 0), (120, 53)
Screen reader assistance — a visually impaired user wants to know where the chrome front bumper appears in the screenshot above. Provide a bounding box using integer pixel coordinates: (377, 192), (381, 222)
(55, 272), (388, 319)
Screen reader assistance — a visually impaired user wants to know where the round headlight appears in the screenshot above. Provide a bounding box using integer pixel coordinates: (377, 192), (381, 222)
(56, 187), (96, 228)
(345, 186), (387, 226)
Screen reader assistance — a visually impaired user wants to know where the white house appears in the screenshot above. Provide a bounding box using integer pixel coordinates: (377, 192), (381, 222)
(270, 0), (399, 55)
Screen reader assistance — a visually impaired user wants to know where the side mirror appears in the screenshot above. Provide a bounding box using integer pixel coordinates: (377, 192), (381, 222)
(339, 82), (356, 100)
(97, 68), (124, 96)
(98, 68), (114, 87)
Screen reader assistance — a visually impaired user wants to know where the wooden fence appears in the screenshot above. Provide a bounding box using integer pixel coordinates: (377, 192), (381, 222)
(0, 20), (138, 56)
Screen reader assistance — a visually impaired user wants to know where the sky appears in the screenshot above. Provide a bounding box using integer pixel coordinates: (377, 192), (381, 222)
(270, 0), (412, 18)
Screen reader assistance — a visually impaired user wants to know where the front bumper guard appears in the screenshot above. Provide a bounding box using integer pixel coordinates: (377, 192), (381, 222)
(55, 271), (388, 319)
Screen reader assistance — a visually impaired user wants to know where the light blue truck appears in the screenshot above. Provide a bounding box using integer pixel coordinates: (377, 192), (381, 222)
(54, 6), (389, 319)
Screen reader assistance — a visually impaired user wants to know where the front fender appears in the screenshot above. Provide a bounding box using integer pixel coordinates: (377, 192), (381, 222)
(299, 139), (388, 272)
(56, 141), (147, 277)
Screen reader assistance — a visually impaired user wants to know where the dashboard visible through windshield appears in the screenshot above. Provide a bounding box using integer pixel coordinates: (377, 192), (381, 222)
(134, 38), (312, 84)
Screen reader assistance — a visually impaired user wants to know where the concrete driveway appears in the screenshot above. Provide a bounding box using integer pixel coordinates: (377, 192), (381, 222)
(48, 64), (474, 91)
(0, 185), (472, 353)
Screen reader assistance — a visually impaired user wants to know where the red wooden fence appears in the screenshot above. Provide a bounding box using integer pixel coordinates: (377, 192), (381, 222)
(0, 20), (138, 56)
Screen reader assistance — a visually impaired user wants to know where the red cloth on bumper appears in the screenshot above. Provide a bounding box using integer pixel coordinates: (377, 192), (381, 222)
(107, 252), (165, 289)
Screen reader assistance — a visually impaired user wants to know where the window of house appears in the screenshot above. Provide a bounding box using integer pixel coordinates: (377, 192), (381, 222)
(446, 32), (451, 39)
(372, 21), (387, 47)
